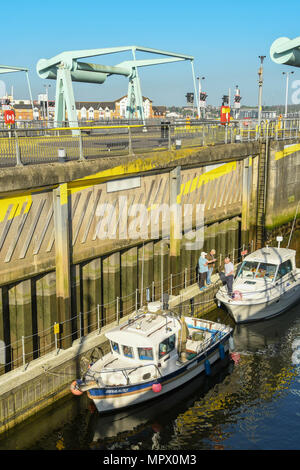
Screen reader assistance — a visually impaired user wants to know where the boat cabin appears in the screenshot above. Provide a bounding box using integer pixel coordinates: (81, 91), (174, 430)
(105, 310), (181, 366)
(237, 247), (296, 284)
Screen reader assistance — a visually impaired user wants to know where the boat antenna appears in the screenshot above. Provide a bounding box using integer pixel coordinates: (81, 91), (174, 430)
(287, 201), (300, 248)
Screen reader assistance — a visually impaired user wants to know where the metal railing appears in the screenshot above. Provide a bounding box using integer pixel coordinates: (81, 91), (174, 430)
(0, 118), (299, 167)
(0, 241), (254, 374)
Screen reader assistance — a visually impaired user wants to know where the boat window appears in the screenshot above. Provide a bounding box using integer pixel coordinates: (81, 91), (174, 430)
(159, 334), (176, 358)
(122, 345), (134, 358)
(138, 347), (154, 360)
(237, 261), (259, 278)
(255, 263), (277, 280)
(111, 341), (120, 354)
(276, 260), (293, 280)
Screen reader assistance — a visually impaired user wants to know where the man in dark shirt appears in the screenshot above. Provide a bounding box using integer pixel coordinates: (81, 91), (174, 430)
(206, 249), (216, 285)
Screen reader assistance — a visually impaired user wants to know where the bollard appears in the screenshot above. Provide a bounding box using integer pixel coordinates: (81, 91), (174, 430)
(58, 148), (66, 162)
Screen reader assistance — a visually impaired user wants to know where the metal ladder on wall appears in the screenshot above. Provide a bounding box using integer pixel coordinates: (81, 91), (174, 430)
(256, 142), (267, 248)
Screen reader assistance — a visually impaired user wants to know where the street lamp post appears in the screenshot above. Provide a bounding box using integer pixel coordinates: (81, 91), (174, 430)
(258, 55), (266, 127)
(43, 84), (51, 120)
(283, 71), (294, 117)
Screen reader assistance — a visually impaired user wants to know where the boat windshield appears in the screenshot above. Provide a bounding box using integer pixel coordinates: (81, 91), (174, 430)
(237, 261), (259, 278)
(159, 334), (176, 359)
(238, 261), (277, 281)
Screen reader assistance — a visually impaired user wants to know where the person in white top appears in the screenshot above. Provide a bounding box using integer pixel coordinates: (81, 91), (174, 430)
(220, 256), (234, 296)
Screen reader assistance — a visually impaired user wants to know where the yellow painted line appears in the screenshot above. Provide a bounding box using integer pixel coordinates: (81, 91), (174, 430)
(0, 193), (33, 223)
(176, 161), (237, 204)
(275, 143), (300, 161)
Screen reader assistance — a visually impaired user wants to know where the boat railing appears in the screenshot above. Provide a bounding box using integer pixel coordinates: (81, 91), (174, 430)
(84, 362), (162, 386)
(185, 322), (231, 356)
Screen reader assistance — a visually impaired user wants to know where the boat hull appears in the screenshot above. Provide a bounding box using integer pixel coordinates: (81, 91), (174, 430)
(217, 284), (300, 323)
(87, 338), (231, 413)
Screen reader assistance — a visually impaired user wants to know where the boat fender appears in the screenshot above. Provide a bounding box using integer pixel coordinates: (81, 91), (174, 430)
(70, 380), (83, 396)
(230, 352), (241, 365)
(205, 359), (211, 376)
(233, 291), (243, 300)
(219, 344), (225, 360)
(152, 383), (162, 393)
(229, 336), (235, 351)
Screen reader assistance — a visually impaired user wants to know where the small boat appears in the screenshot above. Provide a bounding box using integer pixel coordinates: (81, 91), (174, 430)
(70, 301), (233, 413)
(216, 245), (300, 323)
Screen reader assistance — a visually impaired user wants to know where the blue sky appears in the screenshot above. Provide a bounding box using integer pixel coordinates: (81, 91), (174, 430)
(1, 0), (300, 107)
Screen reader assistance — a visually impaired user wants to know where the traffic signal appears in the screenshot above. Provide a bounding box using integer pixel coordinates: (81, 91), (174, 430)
(222, 95), (229, 106)
(200, 92), (207, 101)
(234, 95), (241, 103)
(185, 92), (194, 104)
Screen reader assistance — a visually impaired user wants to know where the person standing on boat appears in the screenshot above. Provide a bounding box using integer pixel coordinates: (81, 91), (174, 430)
(198, 252), (208, 291)
(219, 256), (234, 296)
(206, 249), (216, 285)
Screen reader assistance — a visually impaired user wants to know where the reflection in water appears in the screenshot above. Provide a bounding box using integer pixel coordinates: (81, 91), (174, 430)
(0, 234), (300, 450)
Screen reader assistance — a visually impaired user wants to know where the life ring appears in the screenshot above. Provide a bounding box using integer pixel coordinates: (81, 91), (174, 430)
(70, 380), (83, 396)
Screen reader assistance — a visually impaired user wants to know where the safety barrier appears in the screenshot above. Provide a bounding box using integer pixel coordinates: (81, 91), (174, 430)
(0, 118), (299, 167)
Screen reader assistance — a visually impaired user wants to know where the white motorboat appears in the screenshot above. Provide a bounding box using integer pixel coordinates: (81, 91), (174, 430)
(216, 246), (300, 323)
(70, 301), (233, 413)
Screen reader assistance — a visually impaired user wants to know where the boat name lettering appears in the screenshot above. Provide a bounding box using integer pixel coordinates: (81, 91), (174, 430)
(106, 388), (129, 394)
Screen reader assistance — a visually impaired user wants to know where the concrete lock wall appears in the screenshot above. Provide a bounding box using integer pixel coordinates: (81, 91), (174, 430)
(265, 141), (300, 236)
(4, 138), (295, 431)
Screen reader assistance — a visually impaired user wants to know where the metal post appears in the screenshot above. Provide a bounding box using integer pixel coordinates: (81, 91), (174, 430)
(128, 126), (133, 155)
(258, 56), (266, 127)
(78, 129), (85, 160)
(14, 131), (23, 166)
(168, 123), (171, 150)
(135, 288), (138, 312)
(79, 312), (82, 343)
(116, 297), (120, 324)
(97, 304), (101, 334)
(54, 322), (59, 354)
(22, 336), (26, 370)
